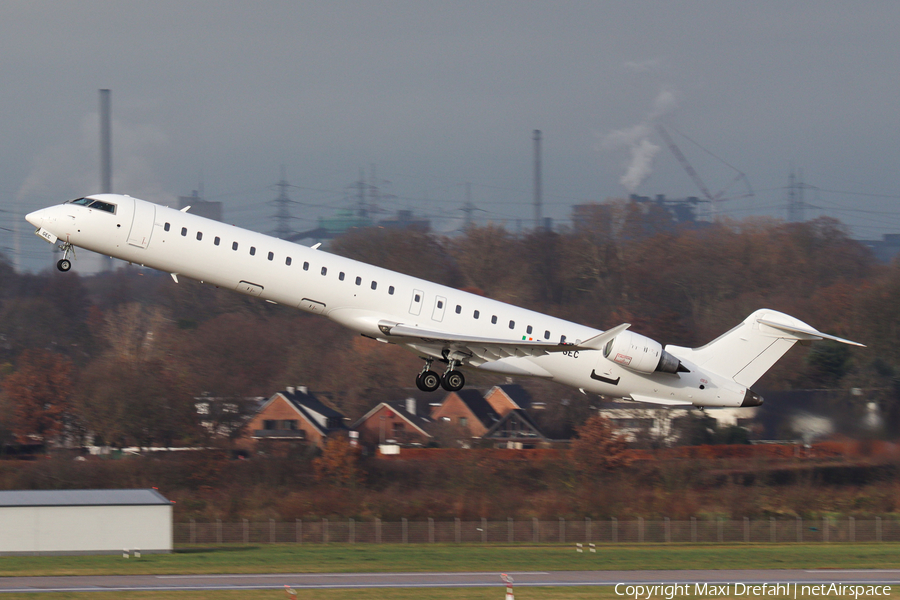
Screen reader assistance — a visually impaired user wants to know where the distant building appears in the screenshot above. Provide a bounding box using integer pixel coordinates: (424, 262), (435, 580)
(483, 384), (533, 417)
(482, 409), (550, 448)
(352, 398), (434, 447)
(178, 192), (222, 222)
(860, 234), (900, 263)
(0, 489), (172, 555)
(378, 210), (430, 232)
(596, 400), (757, 446)
(317, 209), (373, 238)
(240, 386), (347, 449)
(430, 389), (500, 438)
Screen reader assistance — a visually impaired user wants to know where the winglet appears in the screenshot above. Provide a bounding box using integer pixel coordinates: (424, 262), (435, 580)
(578, 323), (631, 351)
(180, 206), (191, 213)
(757, 318), (865, 347)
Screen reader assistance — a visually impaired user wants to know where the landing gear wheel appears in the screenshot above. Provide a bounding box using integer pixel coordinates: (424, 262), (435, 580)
(441, 369), (465, 392)
(57, 259), (71, 272)
(416, 370), (441, 392)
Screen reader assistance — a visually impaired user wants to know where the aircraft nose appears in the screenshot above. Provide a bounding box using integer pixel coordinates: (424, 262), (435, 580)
(25, 208), (47, 228)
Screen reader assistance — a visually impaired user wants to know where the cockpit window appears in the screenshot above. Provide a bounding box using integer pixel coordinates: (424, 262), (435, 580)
(87, 200), (116, 214)
(68, 197), (116, 213)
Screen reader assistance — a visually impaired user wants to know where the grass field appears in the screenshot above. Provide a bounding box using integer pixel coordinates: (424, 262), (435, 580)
(0, 542), (898, 577)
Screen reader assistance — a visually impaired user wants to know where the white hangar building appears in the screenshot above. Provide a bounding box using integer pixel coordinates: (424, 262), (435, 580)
(0, 489), (172, 555)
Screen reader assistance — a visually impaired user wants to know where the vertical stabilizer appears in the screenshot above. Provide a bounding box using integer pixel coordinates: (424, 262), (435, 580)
(667, 309), (862, 388)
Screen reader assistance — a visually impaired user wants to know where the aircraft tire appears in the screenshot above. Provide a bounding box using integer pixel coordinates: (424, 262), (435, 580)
(57, 259), (72, 272)
(417, 370), (441, 392)
(441, 370), (465, 392)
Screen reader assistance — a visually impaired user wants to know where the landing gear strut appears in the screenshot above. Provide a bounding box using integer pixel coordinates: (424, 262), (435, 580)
(415, 359), (441, 392)
(56, 242), (75, 272)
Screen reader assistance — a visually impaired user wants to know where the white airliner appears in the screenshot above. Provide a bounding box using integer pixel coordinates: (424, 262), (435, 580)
(26, 194), (863, 408)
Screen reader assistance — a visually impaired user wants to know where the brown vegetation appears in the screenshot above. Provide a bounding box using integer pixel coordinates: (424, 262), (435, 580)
(1, 200), (899, 519)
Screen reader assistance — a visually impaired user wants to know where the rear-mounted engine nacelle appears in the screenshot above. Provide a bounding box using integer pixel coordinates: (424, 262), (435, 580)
(602, 330), (686, 374)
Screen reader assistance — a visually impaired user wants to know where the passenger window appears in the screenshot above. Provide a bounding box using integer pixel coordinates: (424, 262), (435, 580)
(544, 330), (550, 339)
(321, 266), (327, 276)
(526, 325), (533, 334)
(437, 300), (443, 309)
(196, 232), (203, 241)
(474, 310), (480, 319)
(455, 305), (461, 314)
(250, 247), (256, 256)
(371, 281), (377, 290)
(286, 257), (292, 266)
(415, 294), (421, 302)
(355, 276), (362, 286)
(303, 262), (309, 271)
(339, 272), (345, 281)
(164, 223), (170, 232)
(232, 242), (238, 251)
(214, 236), (220, 246)
(181, 227), (187, 236)
(491, 315), (497, 324)
(389, 286), (395, 295)
(267, 251), (274, 261)
(509, 320), (515, 329)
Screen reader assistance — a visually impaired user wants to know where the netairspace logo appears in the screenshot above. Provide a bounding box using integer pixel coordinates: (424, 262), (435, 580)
(614, 583), (893, 600)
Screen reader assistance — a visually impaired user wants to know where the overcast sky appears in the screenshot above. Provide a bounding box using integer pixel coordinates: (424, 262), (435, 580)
(4, 1), (900, 271)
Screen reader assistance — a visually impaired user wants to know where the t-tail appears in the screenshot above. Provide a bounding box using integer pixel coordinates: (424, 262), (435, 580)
(668, 309), (864, 406)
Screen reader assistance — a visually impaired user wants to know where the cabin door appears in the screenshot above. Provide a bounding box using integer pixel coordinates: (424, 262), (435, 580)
(409, 289), (424, 316)
(127, 201), (155, 248)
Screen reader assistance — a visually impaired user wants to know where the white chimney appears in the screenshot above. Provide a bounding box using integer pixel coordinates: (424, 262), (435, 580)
(299, 386), (308, 395)
(286, 386), (295, 394)
(405, 397), (416, 415)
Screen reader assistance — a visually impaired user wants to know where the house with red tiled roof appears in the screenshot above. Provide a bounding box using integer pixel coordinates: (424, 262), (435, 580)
(429, 389), (500, 438)
(239, 386), (347, 450)
(483, 384), (533, 417)
(352, 397), (435, 447)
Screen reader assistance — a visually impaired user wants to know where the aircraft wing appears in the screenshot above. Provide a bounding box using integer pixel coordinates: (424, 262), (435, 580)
(377, 321), (630, 365)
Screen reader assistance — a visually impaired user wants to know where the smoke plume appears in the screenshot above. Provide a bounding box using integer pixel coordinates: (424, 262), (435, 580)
(600, 88), (677, 193)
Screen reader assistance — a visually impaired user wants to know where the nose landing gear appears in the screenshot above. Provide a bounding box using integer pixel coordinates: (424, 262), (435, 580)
(56, 242), (75, 272)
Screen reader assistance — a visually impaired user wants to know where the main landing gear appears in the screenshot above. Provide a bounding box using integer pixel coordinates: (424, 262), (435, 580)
(56, 242), (75, 272)
(415, 359), (466, 393)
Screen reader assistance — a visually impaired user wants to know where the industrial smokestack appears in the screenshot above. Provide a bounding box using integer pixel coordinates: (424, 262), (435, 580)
(533, 129), (542, 231)
(99, 89), (112, 271)
(100, 89), (111, 193)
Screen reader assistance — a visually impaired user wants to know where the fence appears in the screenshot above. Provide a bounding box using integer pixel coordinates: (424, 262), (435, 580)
(175, 517), (900, 545)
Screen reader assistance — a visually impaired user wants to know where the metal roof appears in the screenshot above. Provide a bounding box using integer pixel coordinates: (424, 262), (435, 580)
(0, 489), (171, 507)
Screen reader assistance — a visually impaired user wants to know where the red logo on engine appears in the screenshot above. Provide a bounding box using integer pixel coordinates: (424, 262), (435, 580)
(614, 353), (632, 366)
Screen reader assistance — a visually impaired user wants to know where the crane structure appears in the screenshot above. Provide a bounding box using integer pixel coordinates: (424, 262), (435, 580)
(656, 125), (754, 220)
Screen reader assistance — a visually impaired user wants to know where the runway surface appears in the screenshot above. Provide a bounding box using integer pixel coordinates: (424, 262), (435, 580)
(1, 569), (899, 593)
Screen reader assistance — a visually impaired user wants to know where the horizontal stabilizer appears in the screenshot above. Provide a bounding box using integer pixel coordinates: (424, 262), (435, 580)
(756, 318), (865, 347)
